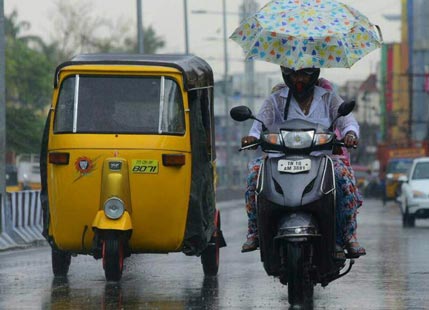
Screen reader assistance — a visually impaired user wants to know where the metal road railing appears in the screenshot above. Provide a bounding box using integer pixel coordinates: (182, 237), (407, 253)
(0, 190), (44, 250)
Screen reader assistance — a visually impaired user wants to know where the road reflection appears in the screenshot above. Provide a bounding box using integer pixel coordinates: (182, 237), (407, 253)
(44, 273), (219, 309)
(187, 276), (219, 309)
(47, 277), (71, 308)
(102, 282), (123, 309)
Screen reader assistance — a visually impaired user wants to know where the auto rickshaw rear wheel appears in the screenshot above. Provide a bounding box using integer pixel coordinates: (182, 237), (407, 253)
(52, 248), (72, 277)
(201, 210), (221, 276)
(102, 238), (124, 281)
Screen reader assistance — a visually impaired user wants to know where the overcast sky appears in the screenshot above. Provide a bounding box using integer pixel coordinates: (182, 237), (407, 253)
(5, 0), (402, 86)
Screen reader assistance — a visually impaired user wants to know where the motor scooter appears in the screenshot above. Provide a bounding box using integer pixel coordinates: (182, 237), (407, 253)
(230, 101), (357, 306)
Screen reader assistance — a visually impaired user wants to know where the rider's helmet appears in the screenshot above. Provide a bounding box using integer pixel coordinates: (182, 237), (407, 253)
(280, 66), (320, 101)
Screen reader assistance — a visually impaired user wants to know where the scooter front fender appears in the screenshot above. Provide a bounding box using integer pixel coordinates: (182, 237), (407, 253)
(92, 210), (133, 231)
(275, 212), (320, 240)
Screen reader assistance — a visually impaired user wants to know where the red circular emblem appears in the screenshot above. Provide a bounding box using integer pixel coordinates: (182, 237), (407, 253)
(75, 156), (94, 174)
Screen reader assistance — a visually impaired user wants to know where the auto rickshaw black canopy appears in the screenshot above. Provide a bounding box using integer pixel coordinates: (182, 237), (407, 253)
(54, 54), (214, 91)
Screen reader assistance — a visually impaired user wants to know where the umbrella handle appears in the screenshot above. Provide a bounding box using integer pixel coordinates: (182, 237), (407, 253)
(375, 25), (384, 43)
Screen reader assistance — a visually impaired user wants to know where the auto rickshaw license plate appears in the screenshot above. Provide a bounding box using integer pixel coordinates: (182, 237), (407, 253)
(131, 159), (159, 174)
(278, 159), (311, 173)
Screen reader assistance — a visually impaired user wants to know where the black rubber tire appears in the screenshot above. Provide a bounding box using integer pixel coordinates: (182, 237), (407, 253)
(201, 241), (219, 276)
(408, 215), (416, 227)
(402, 213), (416, 228)
(286, 242), (314, 307)
(103, 239), (124, 282)
(52, 248), (71, 277)
(402, 206), (416, 228)
(201, 213), (220, 276)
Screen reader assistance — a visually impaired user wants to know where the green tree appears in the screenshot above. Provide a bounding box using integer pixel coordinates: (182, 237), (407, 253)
(5, 5), (166, 155)
(5, 11), (52, 154)
(6, 107), (45, 154)
(5, 11), (53, 109)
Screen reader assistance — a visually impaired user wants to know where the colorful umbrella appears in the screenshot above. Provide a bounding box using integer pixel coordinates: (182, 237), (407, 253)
(230, 0), (383, 69)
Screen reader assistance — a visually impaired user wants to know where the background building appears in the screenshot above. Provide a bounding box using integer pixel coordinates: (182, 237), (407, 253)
(407, 0), (429, 141)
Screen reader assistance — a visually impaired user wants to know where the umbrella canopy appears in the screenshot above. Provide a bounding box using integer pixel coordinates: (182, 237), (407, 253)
(230, 0), (383, 70)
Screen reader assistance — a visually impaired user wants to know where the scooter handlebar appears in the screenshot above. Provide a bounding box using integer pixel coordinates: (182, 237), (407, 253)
(334, 140), (357, 149)
(238, 142), (260, 152)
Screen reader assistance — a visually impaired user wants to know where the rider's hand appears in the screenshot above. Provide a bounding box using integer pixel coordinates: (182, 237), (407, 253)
(344, 131), (359, 148)
(241, 136), (258, 149)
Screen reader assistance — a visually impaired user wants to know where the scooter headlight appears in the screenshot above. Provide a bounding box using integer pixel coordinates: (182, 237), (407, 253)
(281, 130), (315, 149)
(103, 197), (125, 220)
(262, 133), (282, 145)
(314, 133), (334, 146)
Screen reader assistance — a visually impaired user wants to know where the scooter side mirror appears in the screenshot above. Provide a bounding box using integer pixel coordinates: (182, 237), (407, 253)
(329, 100), (356, 131)
(230, 105), (253, 122)
(337, 100), (356, 117)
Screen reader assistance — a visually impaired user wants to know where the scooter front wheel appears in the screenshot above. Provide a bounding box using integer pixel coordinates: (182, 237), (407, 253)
(102, 238), (124, 281)
(285, 242), (314, 307)
(52, 247), (71, 277)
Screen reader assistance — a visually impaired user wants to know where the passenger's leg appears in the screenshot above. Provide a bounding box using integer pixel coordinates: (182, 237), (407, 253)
(333, 158), (365, 257)
(242, 157), (262, 252)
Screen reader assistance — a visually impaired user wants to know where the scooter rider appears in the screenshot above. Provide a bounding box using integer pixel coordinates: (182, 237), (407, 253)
(240, 66), (366, 258)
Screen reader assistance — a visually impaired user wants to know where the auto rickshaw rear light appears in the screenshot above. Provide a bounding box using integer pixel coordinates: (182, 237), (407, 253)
(49, 152), (70, 165)
(104, 197), (125, 220)
(162, 154), (186, 166)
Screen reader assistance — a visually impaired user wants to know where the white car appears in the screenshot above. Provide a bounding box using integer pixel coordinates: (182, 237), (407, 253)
(399, 157), (429, 227)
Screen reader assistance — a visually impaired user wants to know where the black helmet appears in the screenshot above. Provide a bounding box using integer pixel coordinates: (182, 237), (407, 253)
(280, 66), (320, 102)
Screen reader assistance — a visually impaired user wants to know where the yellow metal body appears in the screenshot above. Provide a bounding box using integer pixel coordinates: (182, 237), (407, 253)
(47, 65), (192, 253)
(385, 174), (403, 199)
(92, 211), (133, 230)
(6, 185), (21, 193)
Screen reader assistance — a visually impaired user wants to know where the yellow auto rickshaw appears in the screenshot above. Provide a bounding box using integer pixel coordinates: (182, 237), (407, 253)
(384, 158), (413, 201)
(40, 54), (226, 281)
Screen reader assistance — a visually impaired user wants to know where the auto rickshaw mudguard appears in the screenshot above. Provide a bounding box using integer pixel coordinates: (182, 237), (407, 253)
(92, 210), (133, 231)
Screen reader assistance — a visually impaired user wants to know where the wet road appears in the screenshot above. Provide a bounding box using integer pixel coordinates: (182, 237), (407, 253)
(1, 198), (429, 309)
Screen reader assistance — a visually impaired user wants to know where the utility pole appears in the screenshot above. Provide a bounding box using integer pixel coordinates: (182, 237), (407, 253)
(0, 0), (6, 206)
(240, 0), (258, 112)
(137, 0), (144, 53)
(238, 0), (258, 183)
(222, 0), (231, 186)
(183, 0), (189, 54)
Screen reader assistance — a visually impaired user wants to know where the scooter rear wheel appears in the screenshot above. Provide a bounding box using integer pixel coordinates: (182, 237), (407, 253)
(102, 239), (124, 281)
(52, 247), (71, 277)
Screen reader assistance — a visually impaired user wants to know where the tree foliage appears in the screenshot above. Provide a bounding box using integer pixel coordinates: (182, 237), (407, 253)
(5, 11), (53, 110)
(49, 1), (165, 61)
(6, 107), (45, 154)
(5, 5), (165, 155)
(5, 11), (52, 153)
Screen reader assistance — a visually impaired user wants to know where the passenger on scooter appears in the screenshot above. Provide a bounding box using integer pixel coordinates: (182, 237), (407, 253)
(240, 66), (366, 258)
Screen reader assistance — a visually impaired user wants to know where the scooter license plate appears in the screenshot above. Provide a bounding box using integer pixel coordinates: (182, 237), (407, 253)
(278, 159), (311, 173)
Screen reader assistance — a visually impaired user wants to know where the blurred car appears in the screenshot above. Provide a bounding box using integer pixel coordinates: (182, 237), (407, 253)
(384, 158), (414, 201)
(398, 157), (429, 227)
